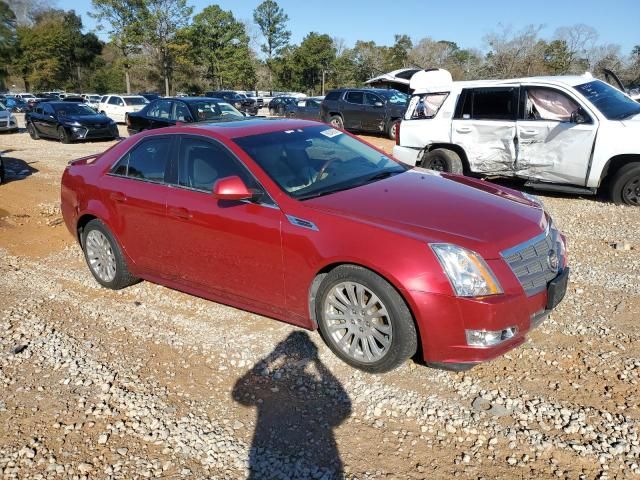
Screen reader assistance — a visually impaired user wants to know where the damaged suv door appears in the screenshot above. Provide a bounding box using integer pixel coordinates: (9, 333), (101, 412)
(451, 87), (518, 174)
(516, 85), (598, 184)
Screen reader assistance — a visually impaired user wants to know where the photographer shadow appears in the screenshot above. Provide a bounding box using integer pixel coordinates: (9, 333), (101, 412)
(232, 331), (352, 479)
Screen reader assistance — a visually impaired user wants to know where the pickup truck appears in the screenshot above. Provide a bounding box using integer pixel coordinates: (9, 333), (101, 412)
(393, 69), (640, 206)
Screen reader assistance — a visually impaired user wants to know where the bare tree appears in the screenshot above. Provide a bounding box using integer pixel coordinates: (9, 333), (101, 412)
(554, 24), (598, 73)
(5, 0), (51, 25)
(483, 24), (546, 78)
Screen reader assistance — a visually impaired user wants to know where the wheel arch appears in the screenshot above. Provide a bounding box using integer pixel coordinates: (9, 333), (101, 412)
(598, 154), (640, 188)
(423, 143), (471, 173)
(307, 262), (424, 357)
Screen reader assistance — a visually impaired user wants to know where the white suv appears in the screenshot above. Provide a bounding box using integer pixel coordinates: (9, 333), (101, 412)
(393, 70), (640, 206)
(98, 95), (148, 123)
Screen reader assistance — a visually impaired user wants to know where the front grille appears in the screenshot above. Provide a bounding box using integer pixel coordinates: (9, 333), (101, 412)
(502, 228), (560, 296)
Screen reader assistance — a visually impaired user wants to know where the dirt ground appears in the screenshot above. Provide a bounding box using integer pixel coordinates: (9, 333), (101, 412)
(1, 115), (640, 479)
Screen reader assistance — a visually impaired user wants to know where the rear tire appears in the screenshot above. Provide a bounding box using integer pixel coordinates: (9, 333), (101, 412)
(329, 115), (344, 130)
(27, 123), (39, 140)
(609, 162), (640, 206)
(387, 119), (400, 140)
(422, 148), (463, 174)
(316, 265), (417, 373)
(82, 219), (139, 290)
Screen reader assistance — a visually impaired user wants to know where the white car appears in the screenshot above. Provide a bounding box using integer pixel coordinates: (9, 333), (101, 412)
(14, 93), (36, 101)
(98, 95), (148, 123)
(393, 69), (640, 206)
(82, 94), (102, 111)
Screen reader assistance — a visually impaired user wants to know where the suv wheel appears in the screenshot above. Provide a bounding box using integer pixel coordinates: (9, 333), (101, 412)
(387, 120), (400, 140)
(609, 162), (640, 206)
(329, 115), (344, 130)
(27, 123), (39, 140)
(316, 265), (417, 373)
(422, 148), (463, 174)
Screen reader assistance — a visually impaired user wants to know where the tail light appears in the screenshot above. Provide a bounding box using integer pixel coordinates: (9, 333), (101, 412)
(395, 121), (401, 146)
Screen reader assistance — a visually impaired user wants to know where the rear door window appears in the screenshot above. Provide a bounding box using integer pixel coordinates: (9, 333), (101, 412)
(405, 93), (449, 120)
(469, 88), (518, 120)
(110, 137), (172, 183)
(345, 91), (364, 104)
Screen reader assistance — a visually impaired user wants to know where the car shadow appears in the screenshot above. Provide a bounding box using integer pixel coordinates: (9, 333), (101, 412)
(1, 155), (39, 184)
(232, 331), (352, 479)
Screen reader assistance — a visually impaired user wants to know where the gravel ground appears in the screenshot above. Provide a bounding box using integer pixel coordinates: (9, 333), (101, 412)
(1, 114), (639, 479)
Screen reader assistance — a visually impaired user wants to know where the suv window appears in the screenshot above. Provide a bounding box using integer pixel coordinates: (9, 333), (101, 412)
(465, 88), (517, 120)
(324, 91), (341, 101)
(173, 102), (193, 121)
(176, 137), (256, 192)
(405, 93), (449, 120)
(524, 87), (580, 122)
(345, 91), (364, 104)
(100, 96), (108, 103)
(108, 96), (123, 106)
(111, 137), (171, 182)
(43, 104), (54, 116)
(364, 92), (383, 106)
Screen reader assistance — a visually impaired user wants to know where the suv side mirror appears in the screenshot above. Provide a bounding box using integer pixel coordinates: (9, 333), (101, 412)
(374, 101), (384, 108)
(212, 176), (253, 201)
(570, 108), (588, 124)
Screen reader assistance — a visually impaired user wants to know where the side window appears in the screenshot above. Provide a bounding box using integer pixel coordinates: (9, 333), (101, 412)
(34, 106), (43, 115)
(324, 91), (340, 101)
(100, 96), (108, 103)
(146, 101), (160, 118)
(149, 100), (172, 119)
(524, 87), (581, 122)
(108, 96), (119, 105)
(405, 93), (449, 120)
(110, 137), (171, 182)
(177, 137), (255, 192)
(364, 92), (382, 106)
(345, 91), (364, 104)
(173, 102), (193, 122)
(471, 88), (517, 120)
(43, 104), (54, 116)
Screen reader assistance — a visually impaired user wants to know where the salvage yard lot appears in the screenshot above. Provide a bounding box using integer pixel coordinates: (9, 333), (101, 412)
(1, 118), (640, 479)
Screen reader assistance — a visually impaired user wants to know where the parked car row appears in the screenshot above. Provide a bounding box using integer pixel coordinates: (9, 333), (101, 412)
(0, 102), (19, 133)
(204, 91), (259, 116)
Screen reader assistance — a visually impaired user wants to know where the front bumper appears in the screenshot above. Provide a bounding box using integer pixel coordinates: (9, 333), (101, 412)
(408, 268), (569, 369)
(0, 118), (18, 132)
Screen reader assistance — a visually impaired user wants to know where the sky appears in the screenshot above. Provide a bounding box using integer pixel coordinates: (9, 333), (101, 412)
(58, 0), (639, 56)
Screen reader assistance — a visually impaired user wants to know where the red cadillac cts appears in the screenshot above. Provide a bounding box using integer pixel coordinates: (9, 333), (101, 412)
(61, 119), (569, 373)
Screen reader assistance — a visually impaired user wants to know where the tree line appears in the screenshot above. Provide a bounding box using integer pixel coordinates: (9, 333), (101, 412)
(1, 0), (639, 95)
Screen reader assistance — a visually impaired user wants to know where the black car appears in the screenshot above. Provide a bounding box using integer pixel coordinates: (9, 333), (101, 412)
(320, 88), (408, 140)
(285, 97), (323, 120)
(138, 92), (161, 102)
(127, 97), (245, 135)
(26, 101), (118, 143)
(268, 96), (297, 116)
(205, 91), (258, 116)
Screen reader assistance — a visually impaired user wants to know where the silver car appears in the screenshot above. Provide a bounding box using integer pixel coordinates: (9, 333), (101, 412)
(0, 102), (18, 132)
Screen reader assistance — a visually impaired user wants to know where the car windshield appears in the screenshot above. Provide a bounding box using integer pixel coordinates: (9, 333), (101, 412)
(123, 97), (147, 106)
(381, 90), (409, 105)
(234, 125), (408, 200)
(89, 95), (101, 101)
(574, 80), (640, 120)
(54, 104), (97, 116)
(191, 101), (244, 120)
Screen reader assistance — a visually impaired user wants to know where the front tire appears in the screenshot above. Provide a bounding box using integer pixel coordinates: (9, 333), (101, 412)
(609, 162), (640, 206)
(58, 127), (71, 144)
(82, 219), (139, 290)
(316, 265), (417, 373)
(27, 123), (39, 140)
(422, 148), (463, 174)
(329, 115), (344, 130)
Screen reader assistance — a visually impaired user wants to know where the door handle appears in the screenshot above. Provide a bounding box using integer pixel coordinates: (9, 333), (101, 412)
(110, 192), (127, 202)
(455, 126), (472, 134)
(520, 129), (539, 136)
(168, 207), (192, 220)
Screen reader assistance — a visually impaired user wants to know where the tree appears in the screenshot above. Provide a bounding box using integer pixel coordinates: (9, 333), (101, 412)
(544, 39), (571, 74)
(284, 32), (335, 94)
(90, 0), (145, 93)
(0, 2), (17, 88)
(483, 25), (547, 78)
(387, 34), (413, 70)
(554, 24), (597, 73)
(184, 5), (255, 90)
(253, 0), (290, 94)
(143, 0), (192, 96)
(5, 0), (50, 25)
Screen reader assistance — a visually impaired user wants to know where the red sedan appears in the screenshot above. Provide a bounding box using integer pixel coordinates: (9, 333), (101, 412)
(61, 119), (569, 373)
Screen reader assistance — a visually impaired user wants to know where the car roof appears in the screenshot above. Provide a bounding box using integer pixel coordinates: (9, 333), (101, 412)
(164, 118), (322, 139)
(446, 75), (595, 90)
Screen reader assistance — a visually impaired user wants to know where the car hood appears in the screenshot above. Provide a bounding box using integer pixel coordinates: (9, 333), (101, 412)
(621, 112), (640, 125)
(60, 114), (111, 124)
(304, 168), (547, 259)
(0, 111), (10, 118)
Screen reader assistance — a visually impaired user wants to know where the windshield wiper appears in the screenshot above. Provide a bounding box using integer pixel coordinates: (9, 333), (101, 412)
(297, 169), (404, 201)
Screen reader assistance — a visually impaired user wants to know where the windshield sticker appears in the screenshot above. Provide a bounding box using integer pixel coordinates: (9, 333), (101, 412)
(320, 128), (342, 138)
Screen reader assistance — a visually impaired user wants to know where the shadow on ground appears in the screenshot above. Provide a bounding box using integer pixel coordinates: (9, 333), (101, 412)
(233, 331), (352, 479)
(0, 155), (39, 184)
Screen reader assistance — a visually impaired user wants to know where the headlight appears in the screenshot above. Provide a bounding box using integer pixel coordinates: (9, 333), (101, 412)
(430, 244), (503, 297)
(9, 115), (16, 122)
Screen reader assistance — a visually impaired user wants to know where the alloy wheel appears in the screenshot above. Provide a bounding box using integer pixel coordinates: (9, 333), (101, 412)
(323, 281), (393, 363)
(85, 230), (117, 283)
(622, 176), (640, 205)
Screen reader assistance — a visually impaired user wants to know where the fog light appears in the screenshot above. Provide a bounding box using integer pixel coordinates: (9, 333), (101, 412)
(465, 327), (517, 347)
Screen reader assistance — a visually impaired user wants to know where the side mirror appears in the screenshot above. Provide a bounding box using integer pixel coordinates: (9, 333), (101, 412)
(212, 176), (253, 201)
(374, 101), (384, 108)
(570, 109), (588, 124)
